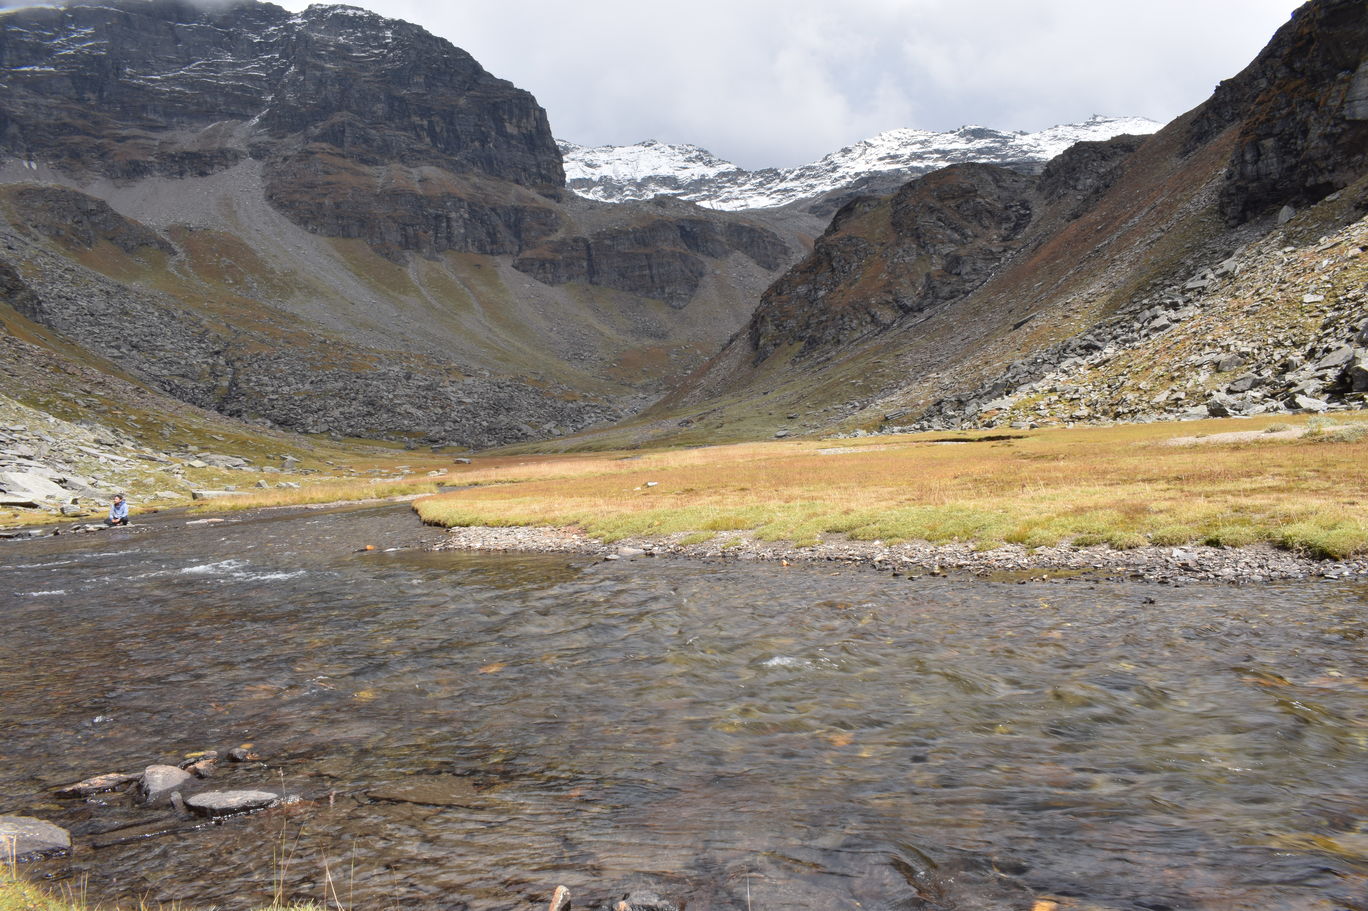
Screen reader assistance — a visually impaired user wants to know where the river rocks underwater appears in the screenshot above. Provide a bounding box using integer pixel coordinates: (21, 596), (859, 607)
(2, 504), (1366, 910)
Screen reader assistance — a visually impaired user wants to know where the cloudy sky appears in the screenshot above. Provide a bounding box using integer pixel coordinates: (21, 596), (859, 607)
(110, 0), (1320, 168)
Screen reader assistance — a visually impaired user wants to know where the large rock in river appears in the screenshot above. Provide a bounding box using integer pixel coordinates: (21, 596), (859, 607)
(185, 790), (280, 818)
(139, 764), (192, 804)
(0, 816), (72, 860)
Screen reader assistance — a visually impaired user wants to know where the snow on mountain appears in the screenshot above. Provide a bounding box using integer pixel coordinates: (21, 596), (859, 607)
(561, 115), (1162, 211)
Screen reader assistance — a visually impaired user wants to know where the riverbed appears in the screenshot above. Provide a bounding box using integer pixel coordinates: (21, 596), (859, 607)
(2, 504), (1366, 910)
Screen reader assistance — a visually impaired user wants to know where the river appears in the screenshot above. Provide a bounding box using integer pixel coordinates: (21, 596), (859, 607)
(2, 504), (1366, 910)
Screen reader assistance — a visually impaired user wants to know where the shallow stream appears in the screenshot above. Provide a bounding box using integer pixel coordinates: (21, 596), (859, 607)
(2, 504), (1366, 910)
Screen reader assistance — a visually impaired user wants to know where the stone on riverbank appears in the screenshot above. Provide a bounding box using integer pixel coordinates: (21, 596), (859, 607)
(185, 790), (280, 818)
(139, 764), (192, 803)
(0, 815), (71, 860)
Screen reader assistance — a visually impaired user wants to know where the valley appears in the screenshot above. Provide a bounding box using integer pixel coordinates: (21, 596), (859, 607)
(1, 1), (1366, 909)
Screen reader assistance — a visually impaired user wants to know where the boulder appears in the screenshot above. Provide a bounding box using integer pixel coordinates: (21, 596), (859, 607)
(1293, 394), (1329, 413)
(190, 489), (242, 500)
(1216, 354), (1246, 373)
(1349, 355), (1368, 393)
(1226, 374), (1260, 393)
(184, 790), (279, 818)
(0, 816), (71, 860)
(1315, 345), (1355, 370)
(140, 764), (192, 803)
(0, 471), (68, 502)
(1205, 394), (1237, 417)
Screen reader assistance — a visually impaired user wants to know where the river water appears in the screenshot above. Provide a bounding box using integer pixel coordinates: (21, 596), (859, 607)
(2, 504), (1366, 911)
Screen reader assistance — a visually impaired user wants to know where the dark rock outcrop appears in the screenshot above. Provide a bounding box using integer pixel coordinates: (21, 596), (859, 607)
(747, 164), (1037, 360)
(1036, 134), (1148, 217)
(263, 159), (562, 261)
(1216, 0), (1368, 223)
(0, 256), (41, 314)
(8, 187), (174, 254)
(513, 214), (789, 307)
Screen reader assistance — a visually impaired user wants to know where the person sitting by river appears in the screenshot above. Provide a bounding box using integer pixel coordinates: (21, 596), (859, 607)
(106, 494), (130, 526)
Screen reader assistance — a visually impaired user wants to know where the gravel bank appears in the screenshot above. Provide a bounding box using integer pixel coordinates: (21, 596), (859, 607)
(434, 525), (1368, 584)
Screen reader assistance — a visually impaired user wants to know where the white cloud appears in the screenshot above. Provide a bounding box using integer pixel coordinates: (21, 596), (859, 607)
(273, 0), (1302, 168)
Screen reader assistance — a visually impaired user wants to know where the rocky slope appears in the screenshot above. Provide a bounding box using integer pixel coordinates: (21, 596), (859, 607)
(625, 0), (1367, 445)
(560, 115), (1161, 212)
(0, 0), (799, 449)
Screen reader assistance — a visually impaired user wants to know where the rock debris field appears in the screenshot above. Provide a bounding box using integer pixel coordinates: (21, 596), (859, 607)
(436, 525), (1368, 585)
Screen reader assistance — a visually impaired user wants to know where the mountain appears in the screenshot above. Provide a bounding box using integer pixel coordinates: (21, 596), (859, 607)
(0, 0), (800, 449)
(595, 0), (1367, 446)
(560, 115), (1162, 212)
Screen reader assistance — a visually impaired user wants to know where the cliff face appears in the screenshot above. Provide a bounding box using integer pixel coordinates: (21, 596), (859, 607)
(0, 0), (566, 262)
(0, 0), (800, 447)
(514, 213), (790, 308)
(1210, 0), (1368, 223)
(644, 0), (1368, 443)
(0, 1), (562, 187)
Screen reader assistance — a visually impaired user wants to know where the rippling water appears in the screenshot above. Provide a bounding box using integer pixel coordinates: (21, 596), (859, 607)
(2, 505), (1366, 910)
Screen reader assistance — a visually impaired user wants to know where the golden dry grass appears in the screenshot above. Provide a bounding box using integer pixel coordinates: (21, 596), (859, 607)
(416, 414), (1368, 558)
(189, 477), (445, 513)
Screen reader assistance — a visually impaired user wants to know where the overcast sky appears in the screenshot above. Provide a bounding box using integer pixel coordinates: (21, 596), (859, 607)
(25, 0), (1311, 169)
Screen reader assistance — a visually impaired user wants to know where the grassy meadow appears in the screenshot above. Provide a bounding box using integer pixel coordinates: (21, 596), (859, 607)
(415, 414), (1368, 559)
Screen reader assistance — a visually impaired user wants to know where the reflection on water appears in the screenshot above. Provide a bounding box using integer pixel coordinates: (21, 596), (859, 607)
(2, 505), (1366, 910)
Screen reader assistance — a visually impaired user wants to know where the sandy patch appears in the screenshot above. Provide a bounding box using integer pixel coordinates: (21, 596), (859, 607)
(1162, 429), (1302, 446)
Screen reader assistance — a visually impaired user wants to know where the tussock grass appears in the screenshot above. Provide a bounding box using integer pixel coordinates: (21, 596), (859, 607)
(416, 416), (1368, 558)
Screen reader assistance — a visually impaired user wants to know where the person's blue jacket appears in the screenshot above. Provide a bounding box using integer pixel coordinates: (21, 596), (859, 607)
(109, 499), (129, 522)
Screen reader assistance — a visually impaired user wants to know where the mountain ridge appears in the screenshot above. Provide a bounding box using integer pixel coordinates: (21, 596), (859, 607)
(560, 115), (1162, 212)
